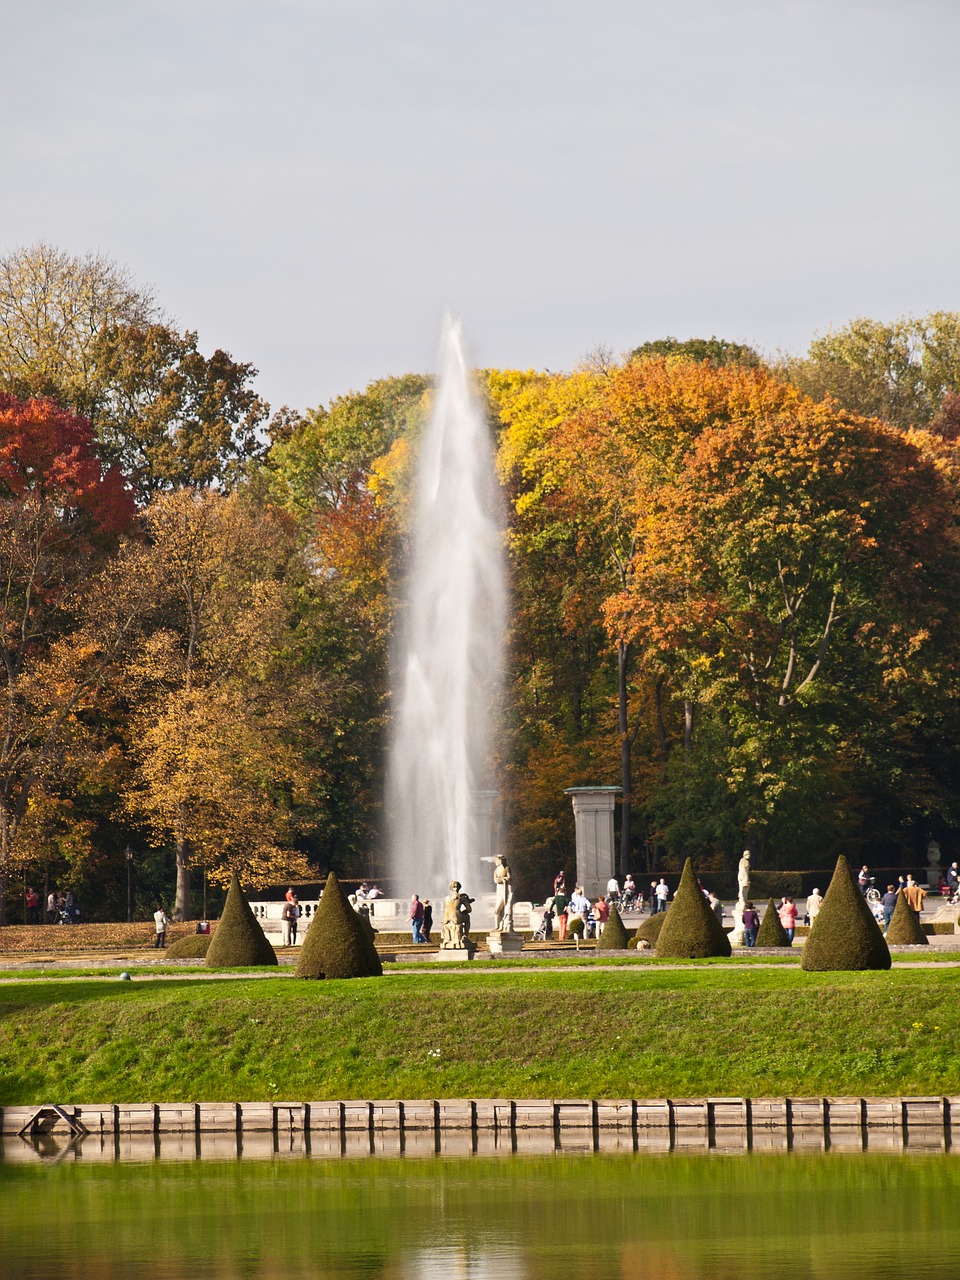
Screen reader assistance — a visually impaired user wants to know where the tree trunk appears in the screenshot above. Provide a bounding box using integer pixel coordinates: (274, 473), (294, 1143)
(684, 700), (694, 751)
(618, 639), (632, 880)
(175, 836), (192, 921)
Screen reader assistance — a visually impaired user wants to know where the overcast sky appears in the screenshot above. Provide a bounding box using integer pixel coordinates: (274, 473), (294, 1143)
(2, 0), (958, 414)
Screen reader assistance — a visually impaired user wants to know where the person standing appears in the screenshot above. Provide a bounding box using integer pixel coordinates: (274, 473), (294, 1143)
(409, 894), (425, 943)
(708, 891), (724, 923)
(421, 898), (433, 942)
(655, 879), (670, 913)
(594, 896), (610, 935)
(25, 887), (39, 924)
(281, 897), (299, 946)
(553, 870), (566, 897)
(553, 888), (569, 940)
(153, 903), (171, 949)
(881, 885), (898, 932)
(805, 888), (823, 924)
(741, 901), (760, 948)
(904, 876), (926, 915)
(46, 889), (57, 924)
(777, 897), (798, 943)
(857, 865), (870, 895)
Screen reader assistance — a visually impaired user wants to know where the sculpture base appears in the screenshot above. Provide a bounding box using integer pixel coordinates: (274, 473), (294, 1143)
(487, 930), (524, 956)
(434, 946), (476, 962)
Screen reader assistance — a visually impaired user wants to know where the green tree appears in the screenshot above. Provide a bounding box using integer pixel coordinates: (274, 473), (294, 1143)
(89, 324), (270, 499)
(780, 313), (960, 429)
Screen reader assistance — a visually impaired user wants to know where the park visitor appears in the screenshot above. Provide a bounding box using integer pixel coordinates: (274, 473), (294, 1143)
(741, 901), (760, 947)
(904, 877), (926, 915)
(594, 896), (610, 933)
(46, 889), (57, 923)
(553, 870), (566, 896)
(568, 885), (590, 925)
(153, 904), (171, 948)
(281, 897), (299, 946)
(708, 891), (723, 923)
(421, 898), (433, 941)
(622, 873), (637, 907)
(25, 886), (39, 924)
(778, 897), (797, 943)
(881, 885), (898, 931)
(655, 879), (670, 913)
(409, 894), (425, 943)
(806, 887), (822, 923)
(858, 865), (870, 894)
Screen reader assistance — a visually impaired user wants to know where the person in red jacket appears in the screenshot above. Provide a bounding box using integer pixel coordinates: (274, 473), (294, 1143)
(777, 897), (798, 943)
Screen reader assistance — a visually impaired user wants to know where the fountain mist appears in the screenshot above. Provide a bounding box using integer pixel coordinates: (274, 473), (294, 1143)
(387, 316), (506, 898)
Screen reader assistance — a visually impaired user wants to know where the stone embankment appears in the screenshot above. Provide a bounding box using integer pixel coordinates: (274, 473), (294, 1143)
(4, 1095), (958, 1163)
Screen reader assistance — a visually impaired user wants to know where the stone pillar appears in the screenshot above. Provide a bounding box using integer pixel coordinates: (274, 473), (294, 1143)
(472, 790), (501, 864)
(564, 787), (620, 900)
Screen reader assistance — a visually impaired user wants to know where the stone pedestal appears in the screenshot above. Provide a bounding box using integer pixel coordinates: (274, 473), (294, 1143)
(433, 946), (476, 962)
(564, 786), (620, 900)
(486, 930), (524, 956)
(729, 904), (747, 948)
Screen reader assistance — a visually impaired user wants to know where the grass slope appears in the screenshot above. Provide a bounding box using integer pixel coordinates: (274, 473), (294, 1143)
(1, 967), (959, 1104)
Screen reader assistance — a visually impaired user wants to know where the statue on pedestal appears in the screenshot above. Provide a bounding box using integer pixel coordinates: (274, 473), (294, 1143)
(493, 855), (514, 932)
(440, 881), (474, 949)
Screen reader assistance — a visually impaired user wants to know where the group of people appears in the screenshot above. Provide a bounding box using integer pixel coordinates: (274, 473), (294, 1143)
(408, 893), (433, 943)
(25, 888), (79, 924)
(880, 877), (927, 930)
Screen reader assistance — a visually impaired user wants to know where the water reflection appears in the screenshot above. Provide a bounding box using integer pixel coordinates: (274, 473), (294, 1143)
(2, 1146), (959, 1279)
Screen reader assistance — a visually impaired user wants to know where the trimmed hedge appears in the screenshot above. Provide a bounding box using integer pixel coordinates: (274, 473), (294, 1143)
(655, 859), (732, 959)
(801, 855), (891, 972)
(885, 890), (928, 946)
(165, 933), (213, 959)
(597, 905), (629, 950)
(567, 916), (586, 938)
(629, 911), (668, 947)
(755, 898), (791, 948)
(296, 870), (383, 979)
(205, 874), (278, 968)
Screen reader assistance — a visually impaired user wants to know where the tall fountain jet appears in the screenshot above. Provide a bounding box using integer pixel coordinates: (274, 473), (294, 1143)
(388, 316), (507, 898)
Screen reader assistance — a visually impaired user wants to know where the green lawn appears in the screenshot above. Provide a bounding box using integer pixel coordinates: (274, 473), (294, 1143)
(1, 966), (958, 1104)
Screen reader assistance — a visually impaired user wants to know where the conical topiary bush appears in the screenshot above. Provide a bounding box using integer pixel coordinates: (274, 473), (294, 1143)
(655, 859), (732, 958)
(884, 889), (928, 946)
(597, 904), (629, 949)
(205, 873), (278, 968)
(755, 897), (791, 948)
(630, 910), (668, 947)
(801, 855), (891, 971)
(296, 870), (383, 979)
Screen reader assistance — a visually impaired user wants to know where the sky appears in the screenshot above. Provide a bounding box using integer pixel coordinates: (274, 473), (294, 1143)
(2, 0), (958, 415)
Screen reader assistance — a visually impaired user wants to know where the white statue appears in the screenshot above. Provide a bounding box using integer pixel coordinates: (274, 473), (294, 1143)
(493, 855), (514, 932)
(737, 850), (751, 907)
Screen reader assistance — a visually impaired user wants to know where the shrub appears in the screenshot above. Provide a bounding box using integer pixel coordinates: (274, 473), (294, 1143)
(296, 870), (383, 979)
(205, 874), (278, 968)
(755, 898), (791, 948)
(567, 916), (586, 938)
(165, 933), (213, 959)
(800, 855), (891, 971)
(885, 890), (928, 946)
(631, 912), (668, 947)
(655, 859), (732, 959)
(597, 905), (629, 950)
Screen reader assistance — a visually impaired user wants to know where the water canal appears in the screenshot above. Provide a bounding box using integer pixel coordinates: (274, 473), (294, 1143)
(2, 1138), (959, 1279)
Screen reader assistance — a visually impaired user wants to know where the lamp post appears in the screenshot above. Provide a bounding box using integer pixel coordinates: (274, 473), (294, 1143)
(125, 846), (133, 923)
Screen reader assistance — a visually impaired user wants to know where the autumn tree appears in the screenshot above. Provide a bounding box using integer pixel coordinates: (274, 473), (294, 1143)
(493, 358), (802, 877)
(0, 394), (138, 920)
(121, 489), (321, 915)
(606, 397), (960, 863)
(0, 244), (159, 406)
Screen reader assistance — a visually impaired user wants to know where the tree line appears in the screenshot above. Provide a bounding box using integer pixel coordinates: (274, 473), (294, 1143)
(2, 242), (960, 921)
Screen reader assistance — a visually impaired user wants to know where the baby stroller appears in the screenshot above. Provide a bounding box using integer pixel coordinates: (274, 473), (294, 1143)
(532, 909), (554, 941)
